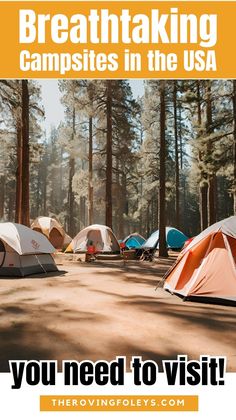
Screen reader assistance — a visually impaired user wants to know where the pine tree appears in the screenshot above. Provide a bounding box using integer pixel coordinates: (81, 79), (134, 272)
(158, 81), (168, 257)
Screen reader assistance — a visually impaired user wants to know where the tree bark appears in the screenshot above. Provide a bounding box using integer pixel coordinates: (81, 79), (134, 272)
(68, 105), (76, 236)
(200, 183), (208, 230)
(21, 80), (30, 226)
(206, 81), (216, 225)
(80, 196), (86, 228)
(173, 81), (180, 229)
(42, 156), (47, 216)
(0, 175), (5, 219)
(139, 177), (143, 235)
(15, 111), (23, 223)
(178, 102), (183, 170)
(208, 175), (217, 225)
(233, 80), (236, 214)
(158, 81), (168, 257)
(115, 161), (122, 238)
(197, 81), (208, 230)
(88, 116), (94, 225)
(8, 187), (14, 221)
(105, 80), (113, 228)
(35, 167), (40, 217)
(146, 201), (150, 238)
(119, 171), (127, 239)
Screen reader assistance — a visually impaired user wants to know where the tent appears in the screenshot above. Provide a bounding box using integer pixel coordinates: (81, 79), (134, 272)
(0, 223), (58, 277)
(65, 224), (120, 254)
(123, 233), (146, 249)
(31, 217), (71, 249)
(164, 216), (236, 305)
(142, 227), (188, 250)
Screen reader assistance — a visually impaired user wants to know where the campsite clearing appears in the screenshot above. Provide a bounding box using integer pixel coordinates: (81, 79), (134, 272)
(0, 255), (236, 371)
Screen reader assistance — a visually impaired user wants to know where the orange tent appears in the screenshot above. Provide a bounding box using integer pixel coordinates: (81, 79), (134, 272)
(164, 216), (236, 305)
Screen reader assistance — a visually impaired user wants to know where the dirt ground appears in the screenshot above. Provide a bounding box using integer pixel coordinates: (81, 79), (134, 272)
(0, 254), (236, 372)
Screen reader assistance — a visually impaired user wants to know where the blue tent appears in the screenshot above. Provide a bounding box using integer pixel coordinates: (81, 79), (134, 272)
(123, 233), (146, 249)
(142, 227), (188, 250)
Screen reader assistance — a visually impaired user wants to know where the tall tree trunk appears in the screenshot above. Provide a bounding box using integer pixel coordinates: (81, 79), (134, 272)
(0, 175), (5, 219)
(88, 82), (94, 225)
(36, 166), (41, 217)
(8, 186), (15, 221)
(88, 116), (94, 225)
(115, 159), (121, 237)
(200, 183), (208, 230)
(233, 80), (236, 214)
(178, 102), (183, 170)
(59, 146), (63, 209)
(173, 81), (180, 229)
(119, 171), (127, 239)
(139, 177), (143, 236)
(206, 81), (216, 225)
(68, 105), (76, 236)
(208, 175), (217, 225)
(105, 80), (113, 228)
(113, 158), (119, 236)
(146, 202), (150, 238)
(42, 157), (47, 216)
(15, 112), (23, 223)
(21, 80), (30, 226)
(156, 193), (159, 233)
(182, 175), (187, 233)
(197, 81), (208, 230)
(158, 81), (168, 257)
(80, 197), (86, 227)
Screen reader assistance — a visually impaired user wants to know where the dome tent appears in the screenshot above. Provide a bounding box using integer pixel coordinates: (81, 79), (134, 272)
(164, 216), (236, 305)
(123, 233), (146, 249)
(0, 223), (58, 277)
(143, 227), (188, 250)
(31, 216), (71, 250)
(65, 224), (120, 254)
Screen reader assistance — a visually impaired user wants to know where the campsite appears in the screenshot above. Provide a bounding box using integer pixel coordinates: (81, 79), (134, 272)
(0, 218), (236, 372)
(1, 79), (236, 372)
(1, 255), (236, 372)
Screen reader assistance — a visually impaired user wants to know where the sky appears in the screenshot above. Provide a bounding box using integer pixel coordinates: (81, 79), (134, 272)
(40, 79), (144, 134)
(129, 79), (144, 98)
(40, 80), (65, 134)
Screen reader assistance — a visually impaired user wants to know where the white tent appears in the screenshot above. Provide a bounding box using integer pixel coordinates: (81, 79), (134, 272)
(0, 223), (58, 277)
(65, 224), (120, 254)
(31, 217), (71, 249)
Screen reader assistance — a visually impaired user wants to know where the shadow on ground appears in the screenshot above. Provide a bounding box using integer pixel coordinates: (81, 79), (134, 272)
(0, 270), (67, 281)
(1, 258), (236, 372)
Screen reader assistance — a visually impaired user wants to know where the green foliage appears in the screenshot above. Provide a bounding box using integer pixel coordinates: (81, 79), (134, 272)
(0, 79), (235, 237)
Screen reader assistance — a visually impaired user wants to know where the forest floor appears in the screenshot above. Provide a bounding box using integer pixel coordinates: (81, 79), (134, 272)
(0, 253), (236, 372)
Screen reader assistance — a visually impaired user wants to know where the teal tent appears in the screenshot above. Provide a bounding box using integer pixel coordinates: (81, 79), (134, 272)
(123, 233), (146, 249)
(142, 227), (188, 250)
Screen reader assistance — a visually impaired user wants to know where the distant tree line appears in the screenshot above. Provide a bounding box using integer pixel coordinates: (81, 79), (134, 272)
(0, 79), (235, 256)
